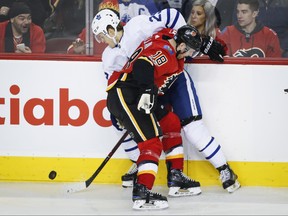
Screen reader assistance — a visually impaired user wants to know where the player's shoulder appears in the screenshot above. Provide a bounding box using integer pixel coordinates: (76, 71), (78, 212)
(149, 35), (176, 57)
(158, 28), (177, 36)
(102, 46), (119, 63)
(150, 28), (176, 43)
(102, 46), (127, 66)
(102, 46), (118, 58)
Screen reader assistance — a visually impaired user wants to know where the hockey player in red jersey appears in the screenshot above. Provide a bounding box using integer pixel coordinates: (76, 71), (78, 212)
(219, 0), (282, 57)
(92, 7), (239, 197)
(106, 25), (202, 210)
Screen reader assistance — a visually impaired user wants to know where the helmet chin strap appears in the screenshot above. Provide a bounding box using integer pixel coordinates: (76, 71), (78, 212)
(111, 37), (117, 47)
(106, 29), (119, 47)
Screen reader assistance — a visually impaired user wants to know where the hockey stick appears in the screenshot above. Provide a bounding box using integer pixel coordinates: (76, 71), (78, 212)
(66, 130), (129, 193)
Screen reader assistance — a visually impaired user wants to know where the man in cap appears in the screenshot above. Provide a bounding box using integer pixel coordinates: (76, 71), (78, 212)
(0, 1), (46, 53)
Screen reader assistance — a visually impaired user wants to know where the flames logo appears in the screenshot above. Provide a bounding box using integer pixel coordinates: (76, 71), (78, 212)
(233, 48), (265, 57)
(190, 30), (197, 37)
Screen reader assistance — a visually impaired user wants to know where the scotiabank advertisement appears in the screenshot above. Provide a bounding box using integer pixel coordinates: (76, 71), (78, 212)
(0, 59), (125, 158)
(1, 59), (288, 163)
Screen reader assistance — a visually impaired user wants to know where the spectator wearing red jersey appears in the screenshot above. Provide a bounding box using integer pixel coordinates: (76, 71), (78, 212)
(0, 2), (46, 53)
(219, 0), (281, 58)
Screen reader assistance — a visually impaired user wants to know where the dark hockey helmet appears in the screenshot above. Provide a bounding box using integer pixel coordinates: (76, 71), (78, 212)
(174, 25), (202, 53)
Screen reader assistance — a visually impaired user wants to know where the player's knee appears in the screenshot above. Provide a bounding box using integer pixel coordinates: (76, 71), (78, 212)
(160, 112), (183, 151)
(160, 112), (181, 133)
(137, 137), (162, 163)
(183, 119), (212, 150)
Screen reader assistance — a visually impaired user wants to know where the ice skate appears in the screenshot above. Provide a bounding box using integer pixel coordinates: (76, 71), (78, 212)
(132, 183), (169, 210)
(121, 163), (138, 188)
(167, 169), (201, 197)
(218, 164), (241, 193)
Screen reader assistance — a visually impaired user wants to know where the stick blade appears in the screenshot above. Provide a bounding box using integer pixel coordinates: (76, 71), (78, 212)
(65, 182), (87, 193)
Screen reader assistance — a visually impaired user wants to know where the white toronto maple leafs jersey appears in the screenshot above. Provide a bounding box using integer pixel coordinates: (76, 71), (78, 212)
(102, 8), (186, 80)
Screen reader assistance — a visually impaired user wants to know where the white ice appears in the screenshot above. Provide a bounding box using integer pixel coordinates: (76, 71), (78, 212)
(0, 182), (287, 215)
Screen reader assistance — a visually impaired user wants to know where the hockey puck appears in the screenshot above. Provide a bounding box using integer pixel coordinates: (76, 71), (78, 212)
(49, 170), (57, 180)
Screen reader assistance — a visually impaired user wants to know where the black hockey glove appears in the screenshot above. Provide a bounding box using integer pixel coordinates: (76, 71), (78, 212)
(200, 36), (226, 62)
(137, 84), (158, 114)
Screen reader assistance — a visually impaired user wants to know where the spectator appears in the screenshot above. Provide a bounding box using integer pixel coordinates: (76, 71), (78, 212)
(182, 0), (237, 31)
(186, 0), (228, 58)
(219, 0), (282, 57)
(187, 0), (220, 38)
(258, 0), (288, 57)
(0, 0), (54, 27)
(0, 2), (46, 53)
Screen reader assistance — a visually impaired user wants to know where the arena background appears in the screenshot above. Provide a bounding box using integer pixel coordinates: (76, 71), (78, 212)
(0, 55), (287, 187)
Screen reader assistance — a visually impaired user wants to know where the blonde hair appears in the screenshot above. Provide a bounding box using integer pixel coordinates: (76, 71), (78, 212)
(187, 0), (218, 38)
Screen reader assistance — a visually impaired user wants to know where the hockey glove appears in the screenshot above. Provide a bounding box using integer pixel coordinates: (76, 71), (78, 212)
(200, 36), (226, 62)
(110, 114), (124, 131)
(137, 85), (158, 114)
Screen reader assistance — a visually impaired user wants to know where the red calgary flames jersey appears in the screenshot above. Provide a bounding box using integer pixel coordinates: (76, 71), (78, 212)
(107, 28), (184, 95)
(219, 24), (282, 57)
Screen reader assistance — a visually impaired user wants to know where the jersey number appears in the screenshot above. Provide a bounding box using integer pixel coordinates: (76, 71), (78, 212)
(149, 13), (162, 22)
(152, 51), (167, 66)
(125, 48), (167, 69)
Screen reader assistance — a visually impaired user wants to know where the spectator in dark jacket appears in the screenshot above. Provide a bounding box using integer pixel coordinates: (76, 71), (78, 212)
(0, 0), (54, 27)
(0, 2), (46, 53)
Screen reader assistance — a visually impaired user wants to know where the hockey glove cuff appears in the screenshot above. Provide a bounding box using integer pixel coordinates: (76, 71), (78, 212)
(137, 85), (158, 114)
(110, 114), (124, 131)
(200, 36), (226, 62)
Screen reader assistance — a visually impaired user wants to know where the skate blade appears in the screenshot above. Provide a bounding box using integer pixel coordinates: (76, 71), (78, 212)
(226, 180), (241, 193)
(122, 180), (133, 188)
(168, 186), (202, 197)
(133, 200), (169, 210)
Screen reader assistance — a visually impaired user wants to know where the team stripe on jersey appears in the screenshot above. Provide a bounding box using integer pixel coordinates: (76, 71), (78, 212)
(165, 8), (180, 29)
(149, 114), (160, 137)
(165, 146), (184, 159)
(116, 88), (147, 141)
(183, 70), (201, 116)
(138, 163), (158, 177)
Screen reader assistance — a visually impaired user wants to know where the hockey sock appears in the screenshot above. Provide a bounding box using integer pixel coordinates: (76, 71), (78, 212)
(183, 119), (227, 168)
(137, 137), (162, 190)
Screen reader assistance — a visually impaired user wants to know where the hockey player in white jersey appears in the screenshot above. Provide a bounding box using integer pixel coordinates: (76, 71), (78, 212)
(91, 7), (240, 195)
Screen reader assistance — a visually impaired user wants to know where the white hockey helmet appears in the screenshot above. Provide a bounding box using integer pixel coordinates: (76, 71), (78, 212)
(91, 9), (120, 43)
